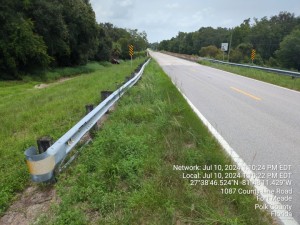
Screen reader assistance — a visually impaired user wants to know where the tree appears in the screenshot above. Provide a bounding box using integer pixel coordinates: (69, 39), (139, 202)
(25, 0), (70, 66)
(235, 43), (253, 63)
(199, 45), (221, 58)
(276, 29), (300, 70)
(231, 19), (251, 48)
(157, 27), (230, 55)
(118, 37), (130, 59)
(60, 0), (98, 65)
(111, 42), (121, 59)
(158, 40), (170, 51)
(0, 1), (51, 79)
(249, 12), (300, 63)
(99, 23), (148, 60)
(94, 25), (112, 61)
(158, 12), (300, 68)
(127, 29), (148, 51)
(0, 0), (149, 79)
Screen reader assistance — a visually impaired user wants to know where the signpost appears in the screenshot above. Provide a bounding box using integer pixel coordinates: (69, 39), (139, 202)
(251, 49), (256, 64)
(129, 44), (134, 67)
(221, 43), (229, 61)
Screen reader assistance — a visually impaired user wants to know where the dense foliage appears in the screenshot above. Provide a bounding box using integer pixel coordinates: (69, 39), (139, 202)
(0, 1), (148, 79)
(158, 12), (300, 70)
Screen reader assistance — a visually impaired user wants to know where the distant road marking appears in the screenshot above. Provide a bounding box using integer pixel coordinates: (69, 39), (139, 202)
(230, 86), (262, 101)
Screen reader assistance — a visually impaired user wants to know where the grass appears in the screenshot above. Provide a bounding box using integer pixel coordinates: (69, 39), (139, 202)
(0, 58), (147, 215)
(21, 62), (110, 82)
(35, 60), (274, 224)
(199, 60), (300, 92)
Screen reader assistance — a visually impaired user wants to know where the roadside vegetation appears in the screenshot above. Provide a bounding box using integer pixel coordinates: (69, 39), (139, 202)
(156, 12), (300, 71)
(0, 57), (146, 215)
(199, 60), (300, 92)
(35, 60), (273, 225)
(0, 0), (148, 80)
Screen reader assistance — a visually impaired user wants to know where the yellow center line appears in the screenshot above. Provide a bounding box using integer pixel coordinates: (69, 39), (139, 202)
(230, 87), (262, 101)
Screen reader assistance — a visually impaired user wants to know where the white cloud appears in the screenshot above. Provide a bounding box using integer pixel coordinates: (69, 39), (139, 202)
(90, 0), (300, 42)
(166, 3), (179, 9)
(120, 0), (134, 7)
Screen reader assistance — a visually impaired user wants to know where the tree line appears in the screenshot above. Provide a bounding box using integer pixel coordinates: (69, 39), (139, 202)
(0, 0), (148, 80)
(157, 12), (300, 70)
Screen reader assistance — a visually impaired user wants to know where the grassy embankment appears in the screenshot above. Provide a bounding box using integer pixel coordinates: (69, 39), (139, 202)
(36, 60), (273, 224)
(0, 58), (146, 215)
(199, 60), (300, 92)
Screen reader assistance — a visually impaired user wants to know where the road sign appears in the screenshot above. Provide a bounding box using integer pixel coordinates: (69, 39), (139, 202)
(129, 45), (134, 57)
(221, 43), (228, 52)
(251, 49), (256, 61)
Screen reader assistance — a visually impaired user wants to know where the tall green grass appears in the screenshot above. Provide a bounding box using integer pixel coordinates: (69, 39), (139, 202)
(0, 58), (146, 215)
(35, 60), (273, 224)
(21, 62), (109, 82)
(199, 60), (300, 91)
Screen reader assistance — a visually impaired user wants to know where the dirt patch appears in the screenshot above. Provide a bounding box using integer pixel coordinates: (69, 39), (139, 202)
(0, 185), (58, 225)
(34, 84), (49, 89)
(34, 77), (73, 89)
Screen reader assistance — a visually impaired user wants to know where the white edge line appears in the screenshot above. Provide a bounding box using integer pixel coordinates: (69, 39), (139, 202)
(174, 85), (298, 225)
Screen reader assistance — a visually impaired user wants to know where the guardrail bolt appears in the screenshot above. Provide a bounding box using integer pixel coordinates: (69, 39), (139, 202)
(37, 136), (53, 154)
(85, 104), (94, 114)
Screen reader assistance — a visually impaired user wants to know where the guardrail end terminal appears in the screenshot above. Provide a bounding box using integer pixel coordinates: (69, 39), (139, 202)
(24, 146), (56, 183)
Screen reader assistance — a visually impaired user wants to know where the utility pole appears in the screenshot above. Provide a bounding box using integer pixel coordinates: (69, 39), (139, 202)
(228, 31), (233, 62)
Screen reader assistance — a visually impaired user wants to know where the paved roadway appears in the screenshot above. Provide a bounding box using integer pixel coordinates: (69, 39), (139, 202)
(150, 51), (300, 224)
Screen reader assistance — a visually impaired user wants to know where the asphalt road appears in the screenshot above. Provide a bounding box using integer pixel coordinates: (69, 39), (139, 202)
(150, 51), (300, 224)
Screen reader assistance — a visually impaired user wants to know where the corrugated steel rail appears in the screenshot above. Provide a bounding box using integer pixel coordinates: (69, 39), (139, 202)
(161, 51), (300, 78)
(201, 58), (300, 78)
(24, 58), (151, 182)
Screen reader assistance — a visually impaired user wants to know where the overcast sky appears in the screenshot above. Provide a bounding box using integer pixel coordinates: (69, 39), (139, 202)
(90, 0), (300, 43)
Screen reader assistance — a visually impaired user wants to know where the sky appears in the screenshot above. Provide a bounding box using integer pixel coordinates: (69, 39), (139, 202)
(90, 0), (300, 43)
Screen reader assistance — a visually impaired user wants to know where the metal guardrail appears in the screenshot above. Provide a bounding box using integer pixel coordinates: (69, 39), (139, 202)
(201, 58), (300, 78)
(161, 51), (300, 78)
(24, 58), (151, 182)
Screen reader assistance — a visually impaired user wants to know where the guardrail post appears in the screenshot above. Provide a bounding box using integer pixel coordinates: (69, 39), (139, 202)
(85, 104), (94, 114)
(125, 76), (131, 82)
(101, 91), (113, 114)
(101, 91), (113, 101)
(37, 136), (53, 154)
(85, 104), (97, 133)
